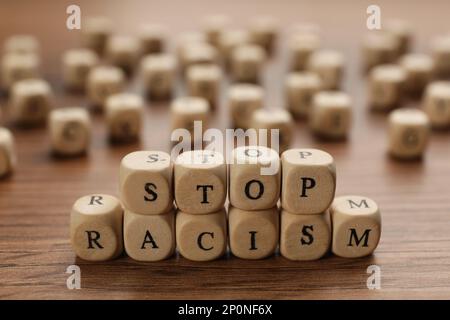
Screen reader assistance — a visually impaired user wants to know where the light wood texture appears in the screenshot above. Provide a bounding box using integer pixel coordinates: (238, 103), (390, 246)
(1, 0), (450, 299)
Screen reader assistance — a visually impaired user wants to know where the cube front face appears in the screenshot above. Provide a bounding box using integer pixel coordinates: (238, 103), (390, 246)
(70, 194), (123, 262)
(369, 65), (406, 111)
(280, 210), (331, 261)
(106, 93), (143, 142)
(281, 148), (336, 214)
(228, 84), (263, 129)
(120, 151), (173, 215)
(228, 206), (279, 259)
(424, 82), (450, 129)
(331, 195), (381, 258)
(87, 66), (125, 109)
(0, 128), (16, 177)
(229, 146), (281, 211)
(176, 209), (227, 261)
(286, 72), (321, 118)
(62, 49), (99, 91)
(175, 150), (227, 214)
(123, 209), (175, 261)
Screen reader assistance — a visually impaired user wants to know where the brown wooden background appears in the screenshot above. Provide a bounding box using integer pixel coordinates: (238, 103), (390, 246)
(1, 0), (450, 299)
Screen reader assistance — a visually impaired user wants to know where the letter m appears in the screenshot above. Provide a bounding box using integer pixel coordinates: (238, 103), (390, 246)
(348, 199), (369, 209)
(347, 228), (371, 247)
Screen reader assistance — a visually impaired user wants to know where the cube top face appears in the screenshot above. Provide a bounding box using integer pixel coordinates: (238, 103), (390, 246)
(120, 151), (173, 215)
(88, 65), (125, 86)
(389, 108), (429, 126)
(309, 50), (344, 69)
(371, 64), (406, 84)
(106, 93), (144, 112)
(249, 16), (278, 34)
(228, 206), (279, 259)
(425, 81), (450, 99)
(175, 150), (226, 214)
(286, 72), (322, 89)
(280, 210), (331, 261)
(232, 44), (266, 63)
(252, 108), (292, 127)
(281, 148), (336, 214)
(187, 64), (222, 82)
(50, 107), (89, 123)
(232, 145), (280, 167)
(400, 53), (434, 73)
(139, 23), (167, 38)
(4, 35), (39, 54)
(141, 54), (176, 71)
(202, 14), (231, 31)
(107, 35), (140, 54)
(363, 32), (398, 52)
(219, 29), (249, 49)
(229, 83), (264, 102)
(83, 16), (113, 35)
(183, 43), (218, 65)
(431, 35), (450, 53)
(289, 33), (320, 51)
(176, 209), (227, 261)
(12, 78), (51, 97)
(63, 48), (99, 67)
(73, 194), (121, 217)
(171, 96), (209, 115)
(313, 91), (351, 110)
(331, 195), (381, 258)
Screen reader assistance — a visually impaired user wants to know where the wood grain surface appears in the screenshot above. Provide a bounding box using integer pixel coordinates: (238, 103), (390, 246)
(1, 0), (450, 299)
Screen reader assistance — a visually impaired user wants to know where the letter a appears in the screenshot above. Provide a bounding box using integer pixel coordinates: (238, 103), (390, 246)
(66, 5), (81, 30)
(366, 5), (381, 30)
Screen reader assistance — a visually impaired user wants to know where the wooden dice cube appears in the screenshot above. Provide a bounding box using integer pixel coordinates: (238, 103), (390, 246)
(281, 148), (336, 214)
(139, 24), (167, 55)
(285, 72), (322, 118)
(124, 208), (175, 261)
(228, 206), (279, 259)
(174, 150), (226, 214)
(176, 209), (227, 261)
(384, 19), (412, 55)
(280, 210), (331, 261)
(307, 49), (344, 90)
(171, 97), (210, 138)
(310, 91), (352, 140)
(70, 194), (123, 261)
(49, 107), (91, 156)
(228, 84), (264, 129)
(368, 64), (406, 111)
(288, 33), (320, 72)
(431, 35), (450, 78)
(400, 53), (434, 97)
(181, 43), (218, 72)
(186, 64), (222, 110)
(4, 35), (39, 55)
(231, 44), (266, 84)
(249, 16), (278, 54)
(176, 32), (207, 66)
(106, 35), (141, 74)
(229, 146), (281, 211)
(141, 54), (176, 100)
(361, 32), (399, 71)
(330, 195), (381, 258)
(62, 48), (99, 92)
(423, 81), (450, 129)
(119, 151), (173, 215)
(202, 14), (232, 47)
(251, 109), (294, 153)
(1, 53), (40, 90)
(0, 128), (16, 178)
(87, 65), (125, 110)
(388, 108), (430, 159)
(10, 78), (54, 126)
(82, 16), (112, 55)
(105, 93), (143, 142)
(219, 29), (250, 67)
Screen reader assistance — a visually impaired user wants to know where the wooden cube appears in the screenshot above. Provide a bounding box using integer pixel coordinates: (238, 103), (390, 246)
(140, 54), (176, 100)
(249, 16), (278, 54)
(106, 35), (141, 74)
(87, 65), (125, 110)
(10, 78), (54, 126)
(330, 195), (381, 258)
(388, 108), (430, 159)
(176, 31), (207, 65)
(228, 206), (279, 259)
(288, 32), (320, 71)
(139, 24), (167, 55)
(310, 91), (352, 140)
(105, 93), (143, 142)
(431, 35), (450, 78)
(285, 72), (322, 118)
(202, 14), (232, 47)
(176, 209), (227, 261)
(400, 53), (434, 97)
(3, 35), (39, 54)
(1, 53), (40, 90)
(0, 128), (16, 178)
(62, 48), (99, 92)
(228, 84), (264, 129)
(174, 150), (226, 214)
(171, 97), (210, 137)
(123, 208), (175, 261)
(307, 49), (344, 90)
(82, 16), (112, 55)
(251, 109), (294, 153)
(384, 19), (412, 55)
(49, 107), (91, 156)
(186, 64), (222, 109)
(70, 194), (123, 261)
(231, 44), (266, 84)
(280, 210), (331, 261)
(218, 29), (250, 67)
(229, 146), (281, 211)
(281, 148), (336, 214)
(119, 151), (173, 215)
(368, 64), (406, 111)
(361, 32), (399, 71)
(181, 42), (218, 72)
(423, 81), (450, 129)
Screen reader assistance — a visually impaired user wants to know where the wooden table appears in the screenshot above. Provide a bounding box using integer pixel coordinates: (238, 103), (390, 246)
(1, 0), (450, 299)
